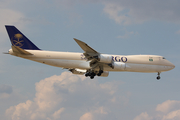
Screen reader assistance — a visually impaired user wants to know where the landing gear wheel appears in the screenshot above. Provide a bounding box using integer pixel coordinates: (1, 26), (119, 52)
(156, 72), (161, 80)
(97, 70), (103, 76)
(157, 76), (160, 80)
(90, 76), (94, 79)
(97, 73), (101, 76)
(85, 70), (97, 79)
(89, 72), (96, 79)
(85, 72), (89, 77)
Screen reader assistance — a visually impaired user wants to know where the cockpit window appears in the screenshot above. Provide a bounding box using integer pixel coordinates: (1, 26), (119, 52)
(162, 57), (166, 59)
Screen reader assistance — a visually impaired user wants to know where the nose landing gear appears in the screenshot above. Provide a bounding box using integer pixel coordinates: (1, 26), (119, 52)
(157, 72), (161, 80)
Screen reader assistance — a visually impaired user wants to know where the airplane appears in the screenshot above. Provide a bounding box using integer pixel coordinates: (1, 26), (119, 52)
(5, 25), (175, 80)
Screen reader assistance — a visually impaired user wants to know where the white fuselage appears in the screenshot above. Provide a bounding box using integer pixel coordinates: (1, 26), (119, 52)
(9, 49), (175, 73)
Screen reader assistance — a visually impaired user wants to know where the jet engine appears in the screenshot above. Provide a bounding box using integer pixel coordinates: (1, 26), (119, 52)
(112, 62), (126, 70)
(99, 71), (109, 77)
(97, 54), (113, 63)
(69, 68), (86, 75)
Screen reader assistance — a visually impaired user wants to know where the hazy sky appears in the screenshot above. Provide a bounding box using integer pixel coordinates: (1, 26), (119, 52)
(0, 0), (180, 120)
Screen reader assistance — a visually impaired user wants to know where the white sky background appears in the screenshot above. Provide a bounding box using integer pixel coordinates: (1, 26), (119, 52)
(0, 0), (180, 120)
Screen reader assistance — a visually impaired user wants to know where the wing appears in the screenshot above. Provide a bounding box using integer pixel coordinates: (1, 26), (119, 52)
(74, 38), (99, 58)
(74, 38), (113, 70)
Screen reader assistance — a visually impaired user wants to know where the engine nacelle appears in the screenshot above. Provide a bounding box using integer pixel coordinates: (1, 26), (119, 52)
(112, 62), (126, 70)
(98, 54), (113, 63)
(70, 69), (86, 75)
(99, 71), (109, 77)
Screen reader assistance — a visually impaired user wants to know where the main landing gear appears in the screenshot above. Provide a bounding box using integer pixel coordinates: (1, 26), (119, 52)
(97, 70), (103, 76)
(85, 70), (104, 79)
(85, 72), (96, 79)
(157, 72), (161, 80)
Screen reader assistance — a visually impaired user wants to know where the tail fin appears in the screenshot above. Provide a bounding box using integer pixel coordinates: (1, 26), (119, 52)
(5, 25), (40, 50)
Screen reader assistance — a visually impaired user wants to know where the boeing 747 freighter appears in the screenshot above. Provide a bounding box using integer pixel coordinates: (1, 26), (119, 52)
(5, 26), (175, 79)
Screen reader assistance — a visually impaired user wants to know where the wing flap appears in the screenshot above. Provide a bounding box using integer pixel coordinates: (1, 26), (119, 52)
(11, 46), (33, 55)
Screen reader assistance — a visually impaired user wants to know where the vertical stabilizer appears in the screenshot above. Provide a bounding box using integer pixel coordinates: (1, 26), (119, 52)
(5, 25), (40, 50)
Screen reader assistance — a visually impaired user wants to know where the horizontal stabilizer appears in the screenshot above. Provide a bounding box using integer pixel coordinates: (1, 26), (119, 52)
(3, 52), (9, 54)
(11, 46), (33, 55)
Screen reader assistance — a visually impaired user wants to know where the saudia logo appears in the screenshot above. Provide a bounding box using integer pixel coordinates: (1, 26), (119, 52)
(11, 33), (24, 47)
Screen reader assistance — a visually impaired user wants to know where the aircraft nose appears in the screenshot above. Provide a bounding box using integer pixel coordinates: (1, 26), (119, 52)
(171, 64), (175, 69)
(168, 62), (175, 70)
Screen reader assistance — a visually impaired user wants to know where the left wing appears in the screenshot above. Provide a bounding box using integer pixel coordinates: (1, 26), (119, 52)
(74, 38), (99, 61)
(74, 38), (113, 70)
(74, 38), (98, 54)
